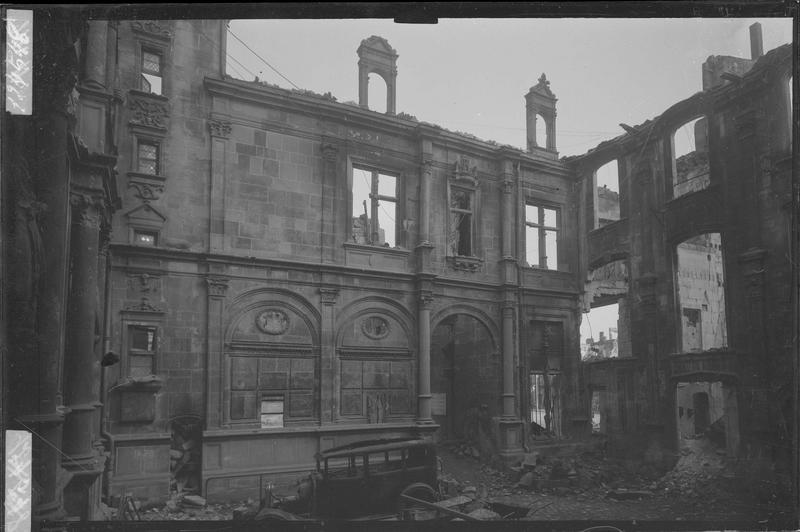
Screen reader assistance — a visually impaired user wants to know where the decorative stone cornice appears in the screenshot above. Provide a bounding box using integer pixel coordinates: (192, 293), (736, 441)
(128, 92), (169, 129)
(209, 118), (232, 139)
(206, 277), (229, 298)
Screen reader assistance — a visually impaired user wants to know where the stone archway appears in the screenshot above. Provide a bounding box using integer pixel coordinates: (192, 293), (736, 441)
(430, 314), (500, 447)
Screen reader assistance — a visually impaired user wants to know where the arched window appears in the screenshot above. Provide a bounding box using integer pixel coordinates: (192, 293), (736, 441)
(367, 73), (388, 114)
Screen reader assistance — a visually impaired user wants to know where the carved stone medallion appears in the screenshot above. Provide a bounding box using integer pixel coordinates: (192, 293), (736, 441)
(362, 316), (389, 339)
(256, 309), (289, 335)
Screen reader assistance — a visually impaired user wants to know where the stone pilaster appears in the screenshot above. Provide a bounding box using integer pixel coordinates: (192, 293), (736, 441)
(209, 118), (231, 252)
(321, 142), (339, 264)
(205, 276), (229, 430)
(319, 287), (340, 422)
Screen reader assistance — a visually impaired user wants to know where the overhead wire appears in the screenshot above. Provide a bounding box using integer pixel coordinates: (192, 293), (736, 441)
(227, 28), (301, 89)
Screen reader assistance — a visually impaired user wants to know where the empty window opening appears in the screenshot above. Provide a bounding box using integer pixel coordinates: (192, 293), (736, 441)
(594, 160), (620, 228)
(672, 117), (709, 197)
(534, 113), (547, 149)
(448, 187), (474, 256)
(351, 167), (398, 247)
(530, 371), (561, 437)
(581, 302), (626, 360)
(367, 72), (387, 114)
(141, 50), (163, 95)
(525, 204), (558, 269)
(582, 260), (631, 360)
(676, 233), (727, 352)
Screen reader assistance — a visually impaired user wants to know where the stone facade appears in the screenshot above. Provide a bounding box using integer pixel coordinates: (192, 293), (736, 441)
(3, 12), (794, 517)
(99, 21), (581, 504)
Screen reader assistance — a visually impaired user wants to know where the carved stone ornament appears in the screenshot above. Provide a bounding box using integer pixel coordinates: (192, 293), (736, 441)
(206, 277), (229, 298)
(419, 292), (434, 310)
(256, 309), (289, 335)
(531, 73), (555, 98)
(127, 272), (160, 294)
(451, 256), (482, 272)
(208, 119), (232, 138)
(69, 192), (105, 228)
(130, 20), (172, 39)
(128, 178), (165, 203)
(321, 142), (338, 162)
(361, 316), (390, 340)
(125, 297), (162, 312)
(128, 93), (169, 129)
(319, 287), (340, 306)
(452, 156), (478, 186)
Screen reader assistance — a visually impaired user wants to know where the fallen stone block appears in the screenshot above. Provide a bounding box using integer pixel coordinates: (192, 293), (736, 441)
(181, 494), (206, 507)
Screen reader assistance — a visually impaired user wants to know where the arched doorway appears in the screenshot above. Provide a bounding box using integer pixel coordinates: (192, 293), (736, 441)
(430, 314), (500, 446)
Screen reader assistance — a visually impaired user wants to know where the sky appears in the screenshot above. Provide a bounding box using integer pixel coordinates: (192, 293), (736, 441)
(226, 17), (793, 157)
(225, 16), (793, 349)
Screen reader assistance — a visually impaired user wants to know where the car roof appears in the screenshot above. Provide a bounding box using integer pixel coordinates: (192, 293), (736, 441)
(317, 438), (433, 459)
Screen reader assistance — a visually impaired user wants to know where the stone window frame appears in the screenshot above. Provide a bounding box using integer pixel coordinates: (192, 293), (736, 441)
(136, 138), (161, 175)
(348, 161), (407, 249)
(120, 319), (163, 379)
(132, 228), (158, 247)
(524, 201), (561, 270)
(446, 182), (480, 260)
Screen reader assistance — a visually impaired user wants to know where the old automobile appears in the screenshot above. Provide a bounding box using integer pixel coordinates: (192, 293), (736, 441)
(257, 437), (440, 520)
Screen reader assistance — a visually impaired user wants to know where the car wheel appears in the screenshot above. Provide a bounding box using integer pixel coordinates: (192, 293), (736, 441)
(397, 482), (438, 521)
(254, 507), (299, 521)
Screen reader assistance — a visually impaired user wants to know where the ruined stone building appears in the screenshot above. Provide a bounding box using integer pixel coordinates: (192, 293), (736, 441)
(2, 12), (794, 521)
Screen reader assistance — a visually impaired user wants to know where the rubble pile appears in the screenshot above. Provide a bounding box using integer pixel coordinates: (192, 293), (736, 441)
(656, 437), (729, 498)
(169, 418), (202, 496)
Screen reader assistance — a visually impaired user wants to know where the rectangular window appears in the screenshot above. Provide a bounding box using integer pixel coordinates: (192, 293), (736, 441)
(229, 356), (317, 424)
(525, 204), (559, 269)
(128, 325), (157, 377)
(133, 230), (157, 246)
(352, 167), (399, 247)
(137, 141), (159, 175)
(141, 50), (163, 95)
(448, 187), (474, 256)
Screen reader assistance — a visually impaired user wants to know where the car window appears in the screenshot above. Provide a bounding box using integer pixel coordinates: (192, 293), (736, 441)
(369, 449), (404, 474)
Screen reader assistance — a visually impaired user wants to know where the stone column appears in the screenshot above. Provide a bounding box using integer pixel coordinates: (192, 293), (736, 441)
(62, 192), (104, 463)
(501, 305), (516, 419)
(319, 287), (339, 422)
(205, 277), (229, 429)
(84, 21), (108, 88)
(358, 63), (369, 109)
(416, 292), (434, 423)
(386, 69), (397, 115)
(501, 178), (514, 259)
(419, 158), (432, 246)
